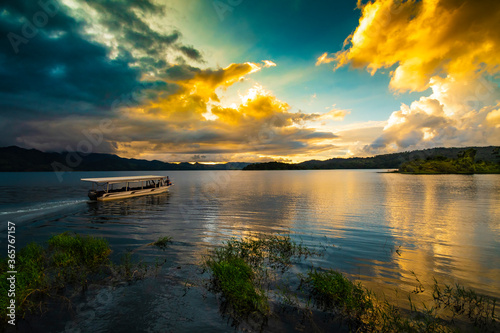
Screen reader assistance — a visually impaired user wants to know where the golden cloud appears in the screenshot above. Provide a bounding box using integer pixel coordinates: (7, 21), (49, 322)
(321, 0), (500, 93)
(320, 107), (350, 121)
(486, 109), (500, 127)
(112, 62), (338, 161)
(318, 0), (500, 154)
(315, 52), (335, 66)
(262, 60), (277, 68)
(364, 76), (500, 153)
(11, 58), (341, 162)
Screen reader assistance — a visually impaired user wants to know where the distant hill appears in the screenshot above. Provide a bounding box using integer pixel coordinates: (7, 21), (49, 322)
(2, 145), (499, 172)
(0, 146), (250, 172)
(244, 146), (500, 170)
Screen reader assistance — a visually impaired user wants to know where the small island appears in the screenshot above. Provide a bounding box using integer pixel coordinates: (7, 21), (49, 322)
(398, 148), (500, 174)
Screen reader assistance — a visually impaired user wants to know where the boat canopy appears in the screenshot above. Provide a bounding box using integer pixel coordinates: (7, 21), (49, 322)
(81, 175), (166, 184)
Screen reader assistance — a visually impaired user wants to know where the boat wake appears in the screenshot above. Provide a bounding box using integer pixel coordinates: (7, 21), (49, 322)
(0, 200), (87, 227)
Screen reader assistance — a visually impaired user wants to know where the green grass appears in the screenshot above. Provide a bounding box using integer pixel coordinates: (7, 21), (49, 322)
(300, 269), (449, 332)
(0, 242), (48, 321)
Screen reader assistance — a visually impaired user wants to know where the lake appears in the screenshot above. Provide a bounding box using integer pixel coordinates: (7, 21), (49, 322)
(1, 170), (499, 332)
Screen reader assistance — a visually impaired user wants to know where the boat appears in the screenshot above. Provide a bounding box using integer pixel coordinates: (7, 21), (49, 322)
(81, 175), (172, 201)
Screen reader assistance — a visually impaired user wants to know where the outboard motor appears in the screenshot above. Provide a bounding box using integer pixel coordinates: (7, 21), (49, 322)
(88, 189), (99, 201)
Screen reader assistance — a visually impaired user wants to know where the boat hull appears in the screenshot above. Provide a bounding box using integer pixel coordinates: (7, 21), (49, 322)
(94, 185), (170, 201)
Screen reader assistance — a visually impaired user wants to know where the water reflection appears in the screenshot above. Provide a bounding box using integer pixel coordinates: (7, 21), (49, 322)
(381, 174), (500, 298)
(184, 171), (500, 300)
(86, 192), (172, 220)
(0, 170), (499, 330)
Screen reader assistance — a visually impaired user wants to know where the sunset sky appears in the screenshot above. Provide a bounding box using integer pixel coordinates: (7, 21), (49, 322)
(1, 0), (499, 163)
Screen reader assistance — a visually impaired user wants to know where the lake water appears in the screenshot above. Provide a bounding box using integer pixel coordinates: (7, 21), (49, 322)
(1, 170), (499, 332)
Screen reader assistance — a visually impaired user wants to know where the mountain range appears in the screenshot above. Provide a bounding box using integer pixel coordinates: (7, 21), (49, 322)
(0, 146), (498, 172)
(0, 146), (249, 172)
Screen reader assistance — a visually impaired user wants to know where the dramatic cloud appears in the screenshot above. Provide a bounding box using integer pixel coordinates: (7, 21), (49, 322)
(0, 1), (141, 107)
(113, 62), (337, 161)
(178, 45), (203, 62)
(365, 76), (500, 153)
(322, 0), (500, 93)
(0, 0), (146, 150)
(63, 0), (204, 67)
(0, 0), (340, 162)
(319, 0), (500, 153)
(0, 0), (192, 120)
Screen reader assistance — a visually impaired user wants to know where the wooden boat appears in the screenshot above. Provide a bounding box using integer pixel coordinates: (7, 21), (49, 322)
(81, 175), (172, 201)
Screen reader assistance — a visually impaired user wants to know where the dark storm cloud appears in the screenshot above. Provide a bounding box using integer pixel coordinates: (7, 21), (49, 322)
(0, 1), (141, 116)
(164, 64), (201, 80)
(0, 0), (193, 148)
(84, 0), (202, 64)
(0, 0), (203, 112)
(0, 21), (140, 106)
(0, 0), (338, 160)
(1, 0), (78, 34)
(178, 45), (203, 62)
(304, 132), (338, 140)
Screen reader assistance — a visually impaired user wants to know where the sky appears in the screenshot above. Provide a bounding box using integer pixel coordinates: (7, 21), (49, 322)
(1, 0), (499, 163)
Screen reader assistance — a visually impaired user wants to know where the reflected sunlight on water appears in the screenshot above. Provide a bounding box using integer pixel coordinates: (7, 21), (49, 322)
(0, 170), (499, 331)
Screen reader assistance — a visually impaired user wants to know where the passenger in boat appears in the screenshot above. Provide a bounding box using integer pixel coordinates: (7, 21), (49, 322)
(166, 176), (171, 186)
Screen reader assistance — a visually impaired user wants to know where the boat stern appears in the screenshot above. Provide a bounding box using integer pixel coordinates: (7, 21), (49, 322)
(88, 189), (99, 201)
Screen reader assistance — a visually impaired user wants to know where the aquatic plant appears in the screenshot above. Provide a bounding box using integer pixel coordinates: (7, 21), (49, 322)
(203, 234), (498, 332)
(0, 232), (170, 324)
(151, 236), (172, 250)
(48, 232), (110, 284)
(0, 242), (48, 322)
(203, 233), (321, 328)
(209, 256), (269, 318)
(301, 269), (373, 318)
(0, 233), (110, 322)
(299, 269), (498, 332)
(211, 234), (318, 271)
(431, 278), (498, 330)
